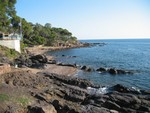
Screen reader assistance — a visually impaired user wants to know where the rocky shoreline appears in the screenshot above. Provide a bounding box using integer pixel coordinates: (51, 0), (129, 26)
(25, 42), (106, 55)
(0, 70), (150, 113)
(0, 43), (150, 113)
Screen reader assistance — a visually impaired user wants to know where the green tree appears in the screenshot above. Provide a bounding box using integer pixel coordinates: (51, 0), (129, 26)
(45, 23), (51, 28)
(0, 0), (16, 32)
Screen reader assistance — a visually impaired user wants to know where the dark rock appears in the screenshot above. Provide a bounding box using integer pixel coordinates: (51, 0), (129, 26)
(117, 69), (126, 74)
(34, 93), (47, 102)
(59, 63), (77, 68)
(112, 84), (130, 93)
(141, 90), (150, 95)
(1, 70), (150, 113)
(110, 93), (141, 108)
(86, 67), (94, 72)
(96, 67), (107, 72)
(96, 67), (134, 75)
(81, 65), (93, 72)
(116, 69), (133, 75)
(52, 100), (78, 113)
(14, 54), (48, 68)
(28, 106), (45, 113)
(138, 105), (150, 112)
(39, 72), (94, 89)
(72, 56), (77, 58)
(47, 60), (57, 64)
(83, 105), (110, 113)
(28, 104), (57, 113)
(81, 65), (87, 70)
(108, 68), (118, 75)
(29, 54), (48, 63)
(112, 84), (141, 94)
(103, 100), (121, 110)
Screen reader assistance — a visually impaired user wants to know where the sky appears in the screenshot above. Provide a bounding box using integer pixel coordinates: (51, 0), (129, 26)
(15, 0), (150, 39)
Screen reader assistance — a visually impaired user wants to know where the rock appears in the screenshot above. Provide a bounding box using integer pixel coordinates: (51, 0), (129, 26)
(110, 93), (141, 108)
(138, 105), (150, 112)
(83, 105), (110, 113)
(85, 67), (93, 72)
(96, 67), (107, 72)
(81, 65), (87, 70)
(108, 68), (118, 75)
(116, 69), (133, 75)
(59, 63), (77, 68)
(0, 57), (12, 64)
(1, 71), (150, 113)
(112, 84), (130, 93)
(103, 100), (121, 111)
(96, 67), (134, 75)
(48, 60), (57, 64)
(29, 54), (48, 63)
(52, 100), (79, 113)
(110, 110), (119, 113)
(81, 66), (93, 72)
(28, 104), (57, 113)
(141, 90), (150, 95)
(41, 72), (94, 89)
(0, 63), (11, 75)
(72, 56), (77, 58)
(112, 84), (141, 94)
(15, 54), (48, 68)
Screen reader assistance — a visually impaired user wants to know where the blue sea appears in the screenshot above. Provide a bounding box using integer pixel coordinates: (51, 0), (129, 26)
(48, 39), (150, 90)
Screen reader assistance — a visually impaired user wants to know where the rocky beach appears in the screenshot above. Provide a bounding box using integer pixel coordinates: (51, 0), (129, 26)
(1, 0), (149, 112)
(0, 44), (150, 113)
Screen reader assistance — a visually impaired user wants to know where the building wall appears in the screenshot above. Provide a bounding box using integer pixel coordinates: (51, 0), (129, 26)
(0, 40), (21, 53)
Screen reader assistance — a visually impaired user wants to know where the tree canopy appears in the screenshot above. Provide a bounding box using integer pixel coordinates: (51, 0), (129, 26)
(0, 0), (78, 46)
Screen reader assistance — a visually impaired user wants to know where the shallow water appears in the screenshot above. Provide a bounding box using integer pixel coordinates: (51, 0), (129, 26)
(48, 39), (150, 90)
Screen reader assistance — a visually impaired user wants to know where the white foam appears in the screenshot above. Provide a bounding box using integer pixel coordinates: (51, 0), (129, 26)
(131, 87), (141, 93)
(87, 87), (108, 95)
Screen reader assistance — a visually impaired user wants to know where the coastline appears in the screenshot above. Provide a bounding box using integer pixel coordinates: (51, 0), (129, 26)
(0, 43), (150, 113)
(21, 43), (93, 76)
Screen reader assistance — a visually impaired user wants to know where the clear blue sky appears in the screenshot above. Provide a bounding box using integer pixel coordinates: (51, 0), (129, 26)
(16, 0), (150, 39)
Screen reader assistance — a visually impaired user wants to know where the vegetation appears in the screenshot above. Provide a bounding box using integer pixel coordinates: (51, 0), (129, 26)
(0, 94), (10, 102)
(0, 0), (78, 47)
(0, 93), (30, 106)
(16, 97), (30, 106)
(0, 45), (20, 59)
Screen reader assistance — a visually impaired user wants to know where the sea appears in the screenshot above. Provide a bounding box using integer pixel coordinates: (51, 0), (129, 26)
(47, 39), (150, 90)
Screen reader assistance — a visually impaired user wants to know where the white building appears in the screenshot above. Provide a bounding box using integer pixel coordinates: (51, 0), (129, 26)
(0, 32), (21, 53)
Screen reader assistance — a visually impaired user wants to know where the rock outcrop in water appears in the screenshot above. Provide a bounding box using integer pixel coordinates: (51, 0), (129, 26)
(96, 67), (134, 75)
(14, 54), (135, 76)
(0, 71), (149, 113)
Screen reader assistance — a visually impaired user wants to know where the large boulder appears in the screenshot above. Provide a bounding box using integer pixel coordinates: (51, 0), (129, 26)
(14, 54), (48, 68)
(14, 55), (32, 67)
(29, 54), (48, 63)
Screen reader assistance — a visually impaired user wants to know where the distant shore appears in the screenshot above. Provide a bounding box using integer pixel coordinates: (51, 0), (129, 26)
(25, 42), (106, 55)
